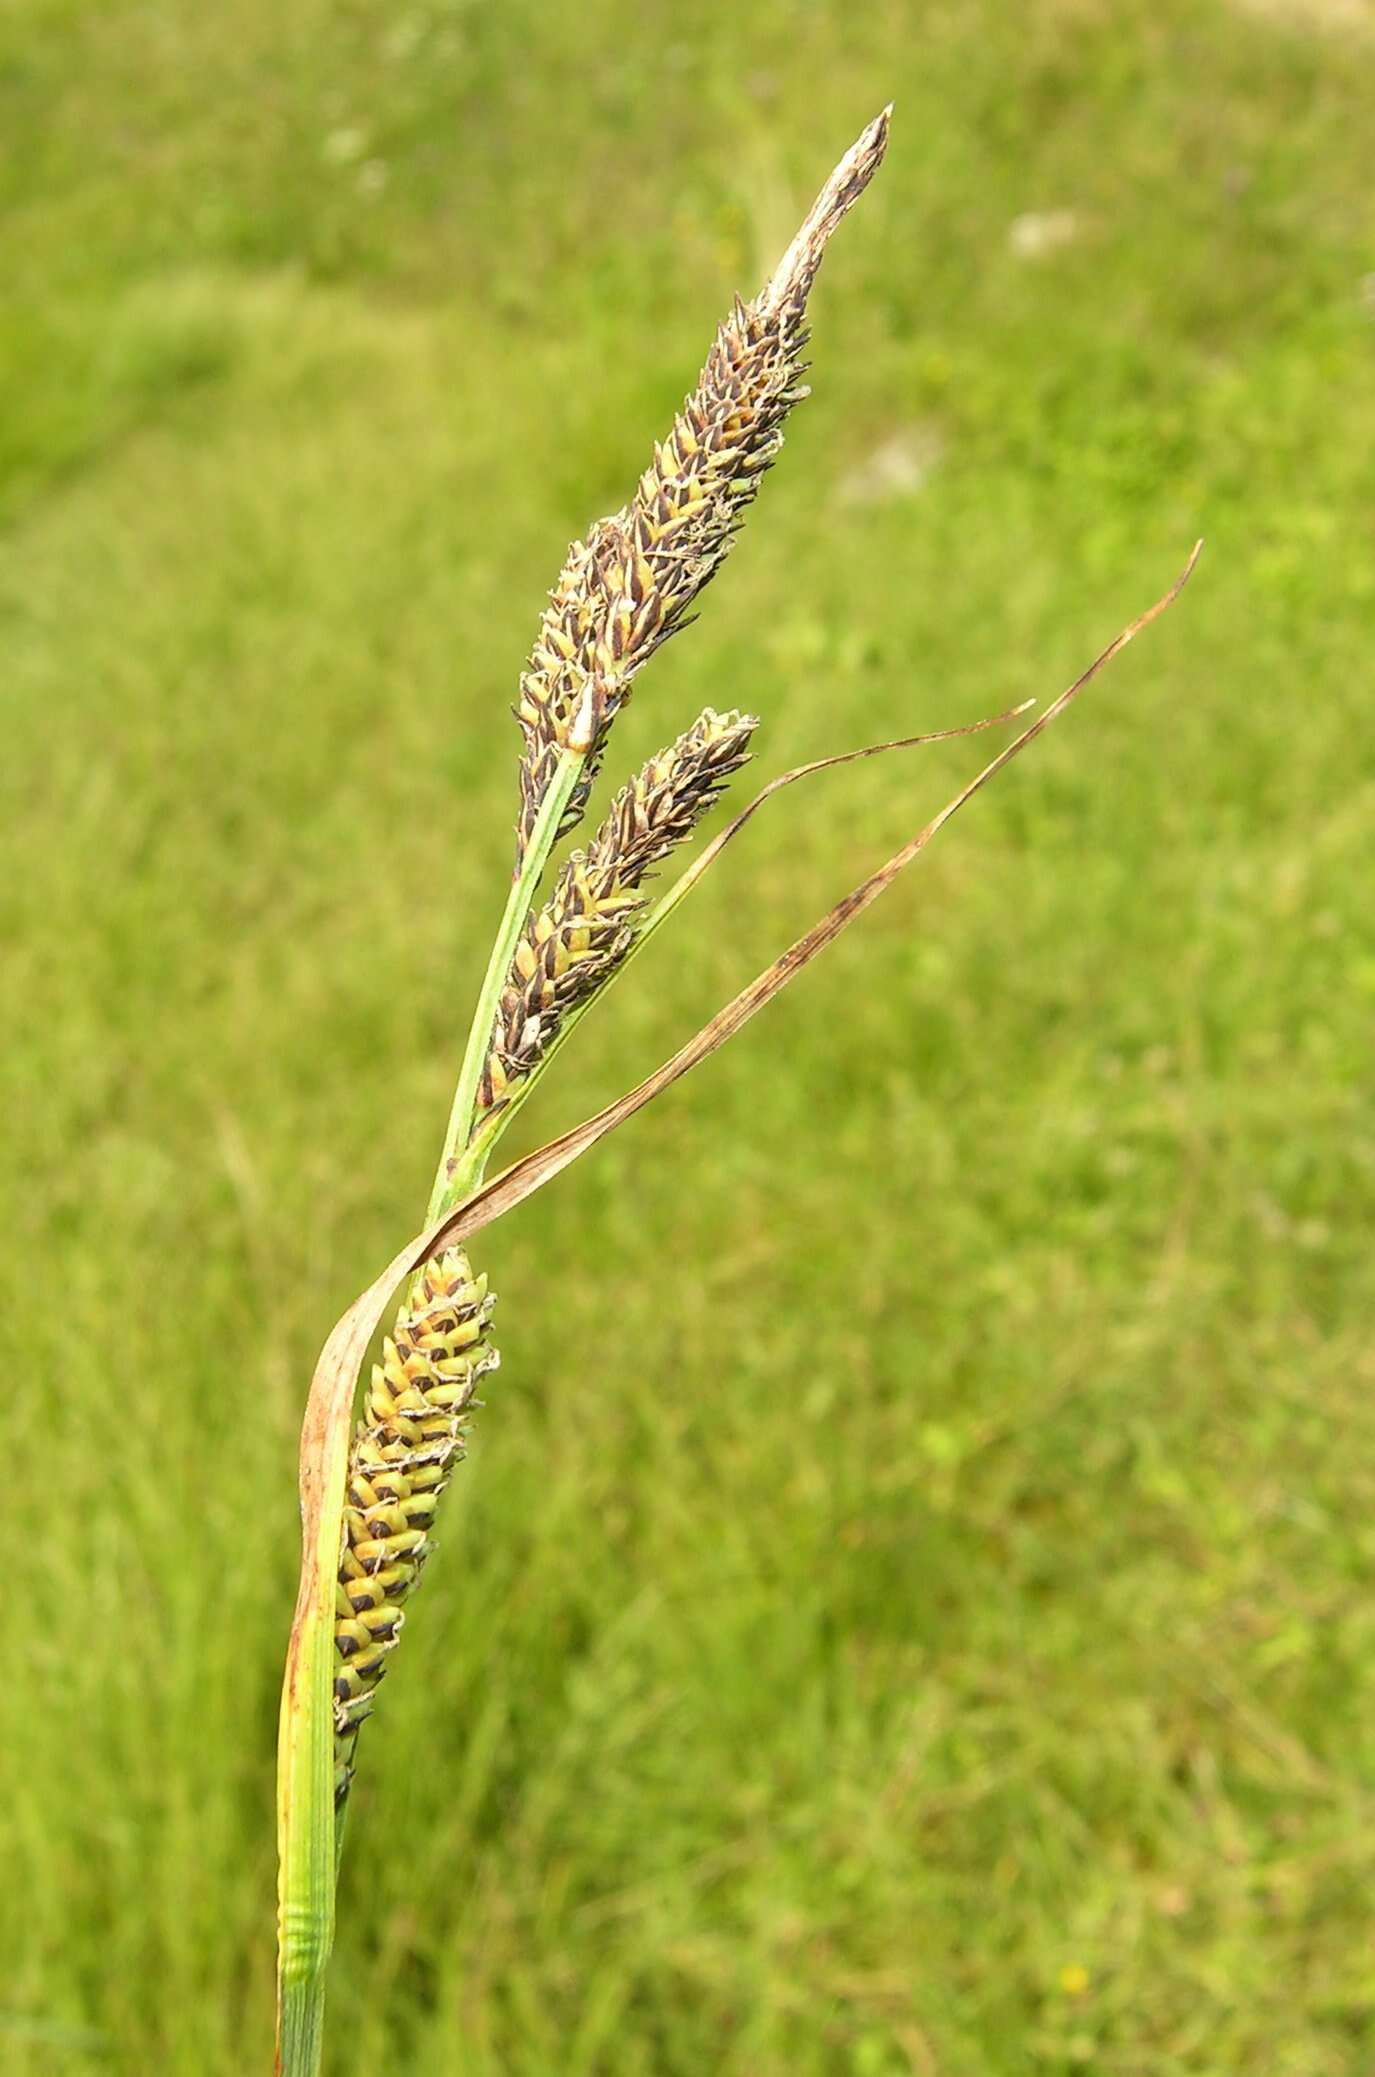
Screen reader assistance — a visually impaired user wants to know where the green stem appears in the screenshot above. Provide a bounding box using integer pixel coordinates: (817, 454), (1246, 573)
(275, 1515), (343, 2077)
(426, 748), (585, 1224)
(277, 1979), (327, 2077)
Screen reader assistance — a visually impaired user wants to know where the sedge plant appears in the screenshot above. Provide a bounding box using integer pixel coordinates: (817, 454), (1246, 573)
(275, 106), (1198, 2075)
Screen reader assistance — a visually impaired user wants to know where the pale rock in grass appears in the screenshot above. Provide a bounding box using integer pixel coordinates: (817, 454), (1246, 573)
(837, 425), (944, 507)
(1008, 208), (1081, 260)
(1231, 0), (1372, 30)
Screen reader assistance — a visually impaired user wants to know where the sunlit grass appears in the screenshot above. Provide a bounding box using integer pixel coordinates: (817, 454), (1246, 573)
(4, 2), (1375, 2071)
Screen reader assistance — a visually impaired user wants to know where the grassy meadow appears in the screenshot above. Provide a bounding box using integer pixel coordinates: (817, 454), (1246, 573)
(4, 1), (1375, 2071)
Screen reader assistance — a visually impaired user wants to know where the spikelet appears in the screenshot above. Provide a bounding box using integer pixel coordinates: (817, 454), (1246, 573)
(478, 708), (757, 1124)
(513, 109), (891, 859)
(333, 1250), (498, 1807)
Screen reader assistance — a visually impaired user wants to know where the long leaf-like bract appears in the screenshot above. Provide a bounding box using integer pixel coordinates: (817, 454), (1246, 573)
(276, 543), (1199, 2068)
(460, 699), (1040, 1163)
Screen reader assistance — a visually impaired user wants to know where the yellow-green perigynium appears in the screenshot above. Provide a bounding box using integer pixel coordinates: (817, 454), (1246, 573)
(333, 1251), (498, 1807)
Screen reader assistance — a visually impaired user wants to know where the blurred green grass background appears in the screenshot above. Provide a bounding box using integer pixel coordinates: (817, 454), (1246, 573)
(4, 1), (1374, 2071)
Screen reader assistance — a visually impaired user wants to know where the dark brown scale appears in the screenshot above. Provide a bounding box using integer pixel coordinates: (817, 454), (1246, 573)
(513, 290), (806, 862)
